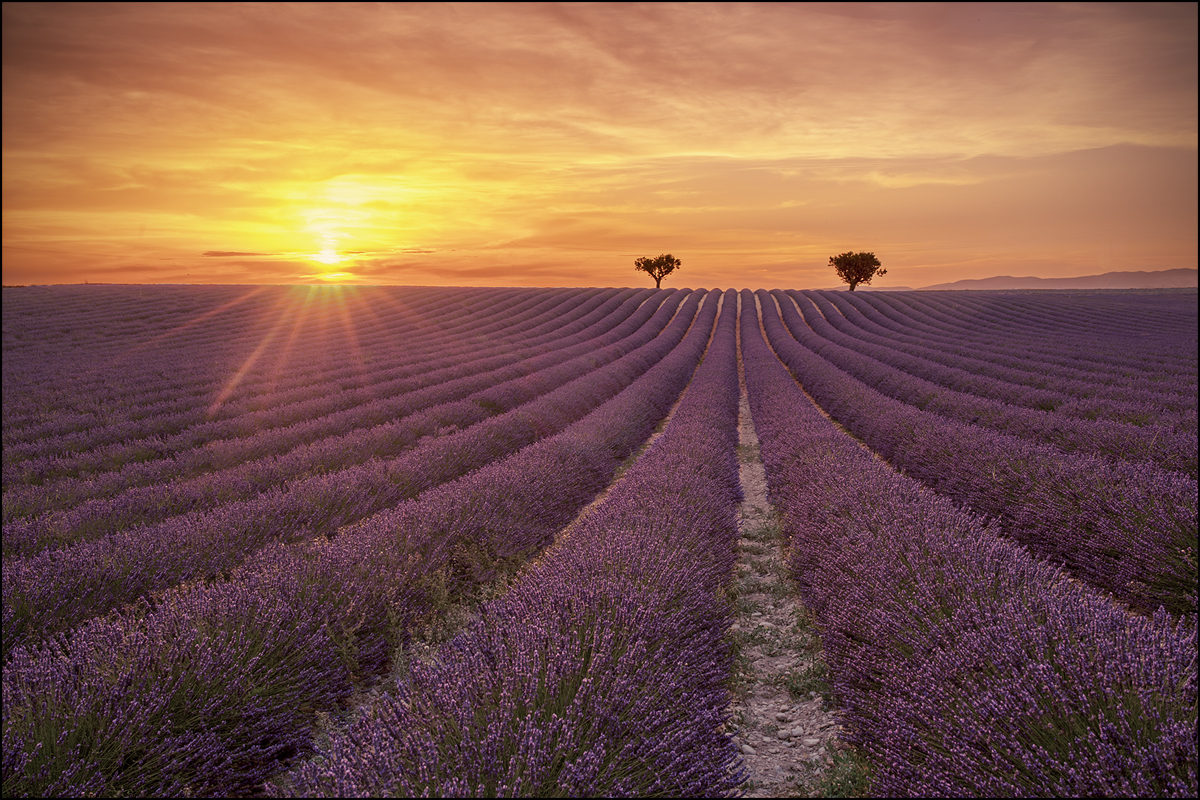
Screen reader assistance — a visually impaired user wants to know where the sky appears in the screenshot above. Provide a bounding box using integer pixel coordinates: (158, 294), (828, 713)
(3, 2), (1197, 289)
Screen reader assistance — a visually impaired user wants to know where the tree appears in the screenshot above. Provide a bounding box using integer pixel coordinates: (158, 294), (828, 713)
(829, 251), (886, 291)
(634, 253), (681, 288)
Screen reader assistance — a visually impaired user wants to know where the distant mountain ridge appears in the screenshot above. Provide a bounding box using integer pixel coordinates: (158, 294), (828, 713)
(917, 268), (1197, 291)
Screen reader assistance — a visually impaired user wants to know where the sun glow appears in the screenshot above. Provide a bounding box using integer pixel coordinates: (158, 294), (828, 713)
(314, 248), (342, 265)
(204, 285), (374, 418)
(4, 4), (1195, 289)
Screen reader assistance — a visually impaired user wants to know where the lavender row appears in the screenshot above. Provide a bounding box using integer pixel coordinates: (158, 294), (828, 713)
(1, 285), (537, 406)
(1, 290), (701, 657)
(774, 292), (1195, 475)
(885, 289), (1196, 344)
(843, 289), (1193, 381)
(2, 287), (626, 500)
(819, 292), (1198, 436)
(2, 285), (337, 378)
(791, 289), (1196, 450)
(3, 287), (614, 471)
(1, 291), (722, 798)
(2, 286), (600, 468)
(909, 291), (1195, 342)
(2, 287), (633, 487)
(808, 291), (1197, 420)
(891, 290), (1197, 387)
(2, 286), (550, 459)
(3, 285), (510, 430)
(757, 291), (1197, 613)
(850, 291), (1197, 381)
(1, 290), (653, 552)
(45, 286), (615, 456)
(914, 290), (1199, 346)
(280, 290), (744, 798)
(740, 292), (1196, 796)
(3, 290), (660, 530)
(819, 290), (1197, 414)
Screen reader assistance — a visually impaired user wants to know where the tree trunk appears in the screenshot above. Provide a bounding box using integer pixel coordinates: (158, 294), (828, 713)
(655, 276), (662, 288)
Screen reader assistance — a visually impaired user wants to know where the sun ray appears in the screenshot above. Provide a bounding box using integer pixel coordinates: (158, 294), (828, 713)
(264, 286), (320, 398)
(205, 291), (296, 418)
(97, 286), (271, 374)
(342, 283), (388, 334)
(329, 287), (372, 394)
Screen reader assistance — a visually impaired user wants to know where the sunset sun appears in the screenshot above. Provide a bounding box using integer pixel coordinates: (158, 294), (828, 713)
(3, 3), (1193, 288)
(313, 248), (342, 265)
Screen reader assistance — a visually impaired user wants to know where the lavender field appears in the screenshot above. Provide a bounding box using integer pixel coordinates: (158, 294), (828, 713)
(2, 284), (1196, 797)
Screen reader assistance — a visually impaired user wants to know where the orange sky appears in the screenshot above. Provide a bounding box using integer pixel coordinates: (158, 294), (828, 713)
(3, 2), (1196, 289)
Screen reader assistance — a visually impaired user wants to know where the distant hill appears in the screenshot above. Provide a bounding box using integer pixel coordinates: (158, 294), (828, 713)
(917, 268), (1197, 291)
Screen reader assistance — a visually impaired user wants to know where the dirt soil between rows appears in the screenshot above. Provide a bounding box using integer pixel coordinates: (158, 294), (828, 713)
(726, 325), (845, 797)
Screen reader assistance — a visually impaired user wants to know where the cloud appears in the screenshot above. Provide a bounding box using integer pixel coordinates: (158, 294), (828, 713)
(6, 3), (1195, 159)
(2, 4), (1195, 288)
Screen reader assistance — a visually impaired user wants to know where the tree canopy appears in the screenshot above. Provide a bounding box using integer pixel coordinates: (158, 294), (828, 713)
(634, 254), (681, 288)
(829, 251), (886, 291)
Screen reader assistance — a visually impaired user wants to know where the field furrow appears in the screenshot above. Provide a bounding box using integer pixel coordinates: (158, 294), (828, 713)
(758, 291), (1197, 613)
(279, 289), (743, 797)
(1, 290), (662, 539)
(773, 291), (1195, 474)
(2, 288), (722, 797)
(740, 289), (1195, 796)
(2, 290), (701, 656)
(2, 284), (1195, 798)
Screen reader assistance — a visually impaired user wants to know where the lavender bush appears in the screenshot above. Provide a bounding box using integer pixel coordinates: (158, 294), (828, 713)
(2, 288), (660, 550)
(280, 290), (745, 797)
(4, 284), (1194, 797)
(740, 289), (1197, 796)
(2, 290), (693, 656)
(782, 290), (1195, 474)
(758, 289), (1197, 613)
(3, 287), (633, 488)
(2, 290), (721, 796)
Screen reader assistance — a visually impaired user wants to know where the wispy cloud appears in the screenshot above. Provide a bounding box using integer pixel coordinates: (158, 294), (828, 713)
(3, 3), (1195, 287)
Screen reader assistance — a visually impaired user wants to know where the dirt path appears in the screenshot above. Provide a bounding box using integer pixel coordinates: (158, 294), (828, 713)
(725, 296), (843, 797)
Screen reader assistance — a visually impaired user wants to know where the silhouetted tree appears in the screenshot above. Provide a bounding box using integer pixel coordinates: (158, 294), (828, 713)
(829, 251), (886, 291)
(634, 253), (681, 288)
